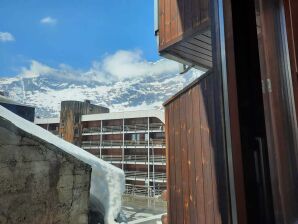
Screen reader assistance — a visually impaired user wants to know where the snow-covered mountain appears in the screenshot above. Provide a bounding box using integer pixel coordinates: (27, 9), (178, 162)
(0, 69), (203, 118)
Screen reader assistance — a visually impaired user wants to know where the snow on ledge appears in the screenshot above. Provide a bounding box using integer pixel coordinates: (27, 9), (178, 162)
(0, 105), (125, 224)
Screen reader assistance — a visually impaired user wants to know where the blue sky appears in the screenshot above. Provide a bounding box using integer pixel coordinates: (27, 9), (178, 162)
(0, 0), (160, 77)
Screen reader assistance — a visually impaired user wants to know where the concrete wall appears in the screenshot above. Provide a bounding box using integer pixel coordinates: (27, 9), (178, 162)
(0, 118), (91, 224)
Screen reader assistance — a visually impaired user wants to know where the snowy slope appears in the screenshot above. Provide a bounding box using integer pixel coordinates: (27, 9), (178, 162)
(0, 68), (203, 117)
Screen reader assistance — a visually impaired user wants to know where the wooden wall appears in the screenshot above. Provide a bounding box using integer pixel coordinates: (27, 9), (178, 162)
(284, 0), (298, 120)
(164, 72), (230, 224)
(159, 0), (210, 51)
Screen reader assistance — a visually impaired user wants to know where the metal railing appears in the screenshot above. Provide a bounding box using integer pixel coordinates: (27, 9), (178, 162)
(124, 184), (165, 196)
(81, 139), (165, 148)
(125, 171), (166, 181)
(100, 155), (166, 165)
(82, 123), (164, 134)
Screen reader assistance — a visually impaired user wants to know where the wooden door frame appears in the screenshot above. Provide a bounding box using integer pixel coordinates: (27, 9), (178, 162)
(211, 0), (248, 223)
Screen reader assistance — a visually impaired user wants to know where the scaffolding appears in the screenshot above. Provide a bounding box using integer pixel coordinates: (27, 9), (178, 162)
(81, 119), (166, 197)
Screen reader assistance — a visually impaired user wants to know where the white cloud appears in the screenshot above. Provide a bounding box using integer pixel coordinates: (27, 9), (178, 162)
(101, 50), (179, 80)
(40, 16), (57, 25)
(21, 60), (55, 78)
(0, 32), (15, 42)
(19, 50), (180, 82)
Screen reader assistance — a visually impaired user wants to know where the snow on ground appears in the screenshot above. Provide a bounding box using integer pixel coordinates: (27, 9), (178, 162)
(122, 195), (166, 224)
(0, 105), (125, 224)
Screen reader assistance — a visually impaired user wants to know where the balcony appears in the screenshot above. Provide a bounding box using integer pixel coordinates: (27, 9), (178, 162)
(156, 0), (212, 69)
(81, 139), (165, 149)
(82, 123), (164, 135)
(125, 171), (167, 183)
(100, 155), (166, 166)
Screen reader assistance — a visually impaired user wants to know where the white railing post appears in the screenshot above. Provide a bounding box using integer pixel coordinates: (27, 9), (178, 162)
(100, 120), (102, 158)
(147, 117), (150, 197)
(122, 119), (125, 170)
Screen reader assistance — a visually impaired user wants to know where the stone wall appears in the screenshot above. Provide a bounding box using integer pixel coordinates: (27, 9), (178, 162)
(0, 118), (92, 224)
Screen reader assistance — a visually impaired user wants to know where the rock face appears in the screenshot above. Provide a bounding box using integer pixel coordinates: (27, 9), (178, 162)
(0, 117), (91, 224)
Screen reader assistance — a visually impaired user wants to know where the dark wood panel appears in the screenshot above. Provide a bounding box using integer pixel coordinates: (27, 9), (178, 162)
(201, 0), (209, 23)
(159, 0), (165, 47)
(159, 0), (210, 51)
(180, 41), (212, 56)
(192, 84), (206, 224)
(170, 48), (213, 67)
(285, 0), (298, 74)
(221, 0), (248, 222)
(255, 0), (298, 222)
(185, 89), (197, 224)
(170, 0), (178, 40)
(200, 80), (215, 224)
(180, 93), (190, 224)
(192, 0), (200, 27)
(164, 73), (230, 223)
(175, 45), (212, 61)
(165, 0), (171, 43)
(184, 0), (192, 33)
(167, 103), (176, 224)
(173, 99), (184, 223)
(177, 0), (184, 35)
(284, 0), (298, 122)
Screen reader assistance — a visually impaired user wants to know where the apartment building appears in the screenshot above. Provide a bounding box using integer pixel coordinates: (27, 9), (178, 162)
(35, 100), (166, 197)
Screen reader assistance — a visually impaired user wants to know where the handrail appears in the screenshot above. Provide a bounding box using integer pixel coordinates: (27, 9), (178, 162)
(81, 139), (166, 147)
(82, 123), (164, 134)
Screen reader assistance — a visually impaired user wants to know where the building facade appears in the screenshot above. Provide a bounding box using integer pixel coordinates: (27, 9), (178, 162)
(36, 101), (166, 197)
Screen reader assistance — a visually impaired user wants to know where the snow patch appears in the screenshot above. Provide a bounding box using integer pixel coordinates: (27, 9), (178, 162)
(0, 106), (125, 224)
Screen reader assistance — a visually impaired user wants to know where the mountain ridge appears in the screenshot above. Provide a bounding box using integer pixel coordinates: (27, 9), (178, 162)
(0, 69), (203, 118)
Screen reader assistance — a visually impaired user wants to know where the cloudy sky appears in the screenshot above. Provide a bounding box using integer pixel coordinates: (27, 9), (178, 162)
(0, 0), (167, 79)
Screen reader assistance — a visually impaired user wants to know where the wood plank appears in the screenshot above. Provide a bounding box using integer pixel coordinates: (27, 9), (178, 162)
(207, 76), (222, 224)
(195, 33), (212, 44)
(185, 88), (198, 224)
(184, 0), (192, 33)
(256, 0), (298, 221)
(168, 102), (177, 223)
(173, 98), (184, 223)
(288, 0), (298, 74)
(170, 0), (178, 41)
(205, 30), (212, 38)
(188, 38), (212, 51)
(284, 0), (298, 122)
(192, 84), (206, 224)
(159, 0), (165, 48)
(165, 107), (171, 223)
(165, 0), (171, 43)
(222, 0), (248, 221)
(177, 0), (184, 36)
(192, 0), (201, 27)
(180, 41), (212, 56)
(180, 93), (190, 224)
(199, 80), (215, 224)
(171, 48), (213, 67)
(175, 45), (213, 61)
(201, 0), (209, 23)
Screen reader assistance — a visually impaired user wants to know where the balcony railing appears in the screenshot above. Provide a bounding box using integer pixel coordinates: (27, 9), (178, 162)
(100, 155), (166, 165)
(124, 184), (165, 196)
(125, 171), (167, 181)
(81, 139), (165, 148)
(82, 123), (164, 134)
